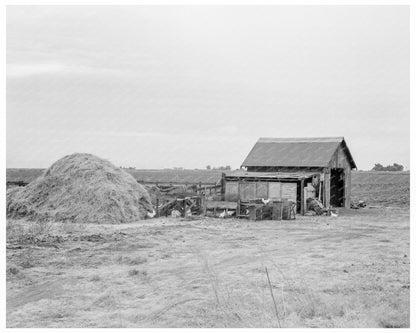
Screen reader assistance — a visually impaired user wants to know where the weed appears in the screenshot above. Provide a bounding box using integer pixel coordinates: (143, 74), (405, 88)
(128, 269), (148, 278)
(8, 266), (19, 275)
(90, 274), (101, 282)
(127, 257), (148, 265)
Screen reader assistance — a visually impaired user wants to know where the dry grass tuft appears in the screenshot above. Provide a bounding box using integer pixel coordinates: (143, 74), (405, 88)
(128, 269), (148, 279)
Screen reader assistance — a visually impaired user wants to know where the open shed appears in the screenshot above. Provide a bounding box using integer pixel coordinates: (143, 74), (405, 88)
(238, 137), (356, 211)
(223, 170), (321, 214)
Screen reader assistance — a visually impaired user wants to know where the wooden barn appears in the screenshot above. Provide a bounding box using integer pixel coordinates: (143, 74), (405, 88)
(223, 137), (356, 213)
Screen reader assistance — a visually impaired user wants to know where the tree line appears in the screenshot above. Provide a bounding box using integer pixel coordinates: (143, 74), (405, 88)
(371, 163), (404, 171)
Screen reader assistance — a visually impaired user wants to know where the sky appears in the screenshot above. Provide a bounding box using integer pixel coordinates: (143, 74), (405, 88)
(6, 5), (410, 170)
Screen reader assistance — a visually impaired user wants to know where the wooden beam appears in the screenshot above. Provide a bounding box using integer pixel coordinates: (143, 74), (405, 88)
(300, 179), (305, 215)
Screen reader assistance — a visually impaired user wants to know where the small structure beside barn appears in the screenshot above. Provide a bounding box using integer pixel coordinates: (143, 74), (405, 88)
(223, 137), (356, 214)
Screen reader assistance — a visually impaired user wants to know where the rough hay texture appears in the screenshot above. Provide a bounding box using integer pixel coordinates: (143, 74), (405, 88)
(6, 153), (153, 223)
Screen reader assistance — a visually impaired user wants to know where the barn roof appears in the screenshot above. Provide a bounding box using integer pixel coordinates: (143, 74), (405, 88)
(241, 137), (357, 169)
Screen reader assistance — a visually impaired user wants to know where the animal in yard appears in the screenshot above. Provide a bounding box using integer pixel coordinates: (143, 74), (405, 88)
(261, 198), (271, 205)
(147, 210), (156, 218)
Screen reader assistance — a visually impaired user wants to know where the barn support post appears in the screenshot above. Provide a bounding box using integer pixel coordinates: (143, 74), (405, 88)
(221, 173), (226, 201)
(300, 179), (305, 215)
(156, 198), (159, 217)
(182, 199), (186, 218)
(344, 166), (351, 209)
(323, 168), (331, 208)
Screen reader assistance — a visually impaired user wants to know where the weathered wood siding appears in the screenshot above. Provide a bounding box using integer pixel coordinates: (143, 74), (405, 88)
(268, 182), (281, 199)
(256, 182), (268, 198)
(224, 180), (297, 203)
(224, 181), (239, 201)
(344, 164), (351, 208)
(328, 145), (353, 208)
(239, 183), (256, 201)
(281, 183), (297, 202)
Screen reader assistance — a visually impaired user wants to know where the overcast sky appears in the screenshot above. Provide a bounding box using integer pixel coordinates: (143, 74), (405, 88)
(7, 5), (409, 170)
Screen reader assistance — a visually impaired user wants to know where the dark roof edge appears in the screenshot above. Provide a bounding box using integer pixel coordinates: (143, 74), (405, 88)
(258, 137), (344, 143)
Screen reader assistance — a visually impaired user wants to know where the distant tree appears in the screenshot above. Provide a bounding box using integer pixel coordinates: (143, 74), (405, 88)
(212, 166), (232, 170)
(206, 165), (211, 170)
(371, 163), (404, 171)
(372, 163), (384, 171)
(388, 163), (404, 171)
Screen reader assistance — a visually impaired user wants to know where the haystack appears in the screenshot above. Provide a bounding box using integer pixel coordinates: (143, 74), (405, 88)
(6, 153), (153, 223)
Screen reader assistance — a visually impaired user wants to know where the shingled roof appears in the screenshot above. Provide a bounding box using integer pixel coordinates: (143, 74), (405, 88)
(241, 137), (356, 169)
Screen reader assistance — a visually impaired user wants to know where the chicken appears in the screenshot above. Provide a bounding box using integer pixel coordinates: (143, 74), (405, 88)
(219, 210), (227, 218)
(147, 210), (156, 218)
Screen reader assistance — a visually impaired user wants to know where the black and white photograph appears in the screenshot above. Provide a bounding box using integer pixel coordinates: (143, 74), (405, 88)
(3, 2), (413, 329)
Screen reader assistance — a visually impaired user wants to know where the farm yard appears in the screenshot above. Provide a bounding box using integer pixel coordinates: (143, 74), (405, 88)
(6, 168), (411, 208)
(6, 3), (411, 329)
(5, 167), (410, 328)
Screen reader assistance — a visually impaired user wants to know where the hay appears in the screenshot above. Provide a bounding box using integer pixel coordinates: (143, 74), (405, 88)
(6, 153), (153, 224)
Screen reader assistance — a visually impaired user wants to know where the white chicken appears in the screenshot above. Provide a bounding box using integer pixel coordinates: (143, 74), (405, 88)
(171, 209), (181, 218)
(261, 198), (271, 205)
(227, 210), (235, 217)
(219, 210), (235, 218)
(219, 209), (227, 218)
(147, 210), (156, 218)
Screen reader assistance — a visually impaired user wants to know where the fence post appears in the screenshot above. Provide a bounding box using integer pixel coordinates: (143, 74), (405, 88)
(156, 198), (159, 217)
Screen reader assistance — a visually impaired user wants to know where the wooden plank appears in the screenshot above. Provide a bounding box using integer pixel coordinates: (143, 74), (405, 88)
(344, 166), (351, 208)
(206, 201), (238, 210)
(256, 182), (268, 198)
(281, 183), (297, 202)
(323, 169), (331, 208)
(300, 179), (305, 215)
(318, 181), (322, 202)
(224, 181), (239, 201)
(239, 182), (256, 201)
(268, 182), (281, 199)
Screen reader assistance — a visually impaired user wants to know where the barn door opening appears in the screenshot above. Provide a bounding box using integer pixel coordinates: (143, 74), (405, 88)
(330, 168), (345, 207)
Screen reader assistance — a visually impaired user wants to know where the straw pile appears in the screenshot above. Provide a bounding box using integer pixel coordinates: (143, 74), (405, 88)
(6, 153), (153, 223)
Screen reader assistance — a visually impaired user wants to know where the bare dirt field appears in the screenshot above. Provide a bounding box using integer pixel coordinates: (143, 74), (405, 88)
(351, 171), (409, 207)
(6, 206), (409, 328)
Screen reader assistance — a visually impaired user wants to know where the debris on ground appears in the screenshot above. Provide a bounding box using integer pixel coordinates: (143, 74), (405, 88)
(157, 196), (202, 218)
(306, 198), (326, 215)
(351, 200), (367, 209)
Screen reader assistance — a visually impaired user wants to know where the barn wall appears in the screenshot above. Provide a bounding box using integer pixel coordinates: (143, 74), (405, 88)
(281, 183), (297, 202)
(328, 145), (352, 208)
(344, 164), (352, 208)
(225, 181), (239, 201)
(224, 180), (298, 204)
(328, 145), (352, 169)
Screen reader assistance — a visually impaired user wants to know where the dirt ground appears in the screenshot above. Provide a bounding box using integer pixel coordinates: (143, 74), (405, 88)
(6, 207), (409, 328)
(351, 171), (409, 207)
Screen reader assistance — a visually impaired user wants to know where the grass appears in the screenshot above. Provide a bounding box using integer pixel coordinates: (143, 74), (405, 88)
(6, 207), (410, 328)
